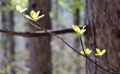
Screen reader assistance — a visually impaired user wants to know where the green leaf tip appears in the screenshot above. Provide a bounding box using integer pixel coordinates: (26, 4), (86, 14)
(95, 48), (106, 57)
(25, 10), (44, 22)
(16, 5), (27, 13)
(72, 25), (86, 36)
(80, 48), (92, 55)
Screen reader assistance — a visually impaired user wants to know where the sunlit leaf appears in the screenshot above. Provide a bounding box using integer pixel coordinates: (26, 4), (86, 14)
(72, 25), (86, 36)
(95, 48), (106, 57)
(25, 10), (44, 22)
(80, 48), (92, 55)
(25, 15), (33, 20)
(16, 5), (27, 13)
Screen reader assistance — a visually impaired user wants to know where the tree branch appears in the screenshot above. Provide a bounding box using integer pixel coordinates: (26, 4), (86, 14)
(0, 28), (75, 37)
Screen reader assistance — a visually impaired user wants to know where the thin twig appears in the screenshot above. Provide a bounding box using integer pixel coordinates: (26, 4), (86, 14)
(22, 14), (110, 73)
(36, 21), (110, 73)
(22, 14), (41, 30)
(91, 57), (118, 73)
(79, 37), (88, 58)
(80, 37), (117, 73)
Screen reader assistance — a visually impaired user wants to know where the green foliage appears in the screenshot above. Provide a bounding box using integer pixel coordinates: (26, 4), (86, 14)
(72, 25), (86, 36)
(23, 71), (28, 74)
(25, 10), (44, 22)
(16, 5), (27, 13)
(72, 25), (106, 57)
(95, 48), (106, 57)
(71, 0), (84, 14)
(0, 64), (11, 74)
(58, 0), (84, 14)
(80, 48), (92, 55)
(10, 0), (28, 8)
(58, 0), (68, 9)
(0, 68), (6, 74)
(0, 0), (28, 11)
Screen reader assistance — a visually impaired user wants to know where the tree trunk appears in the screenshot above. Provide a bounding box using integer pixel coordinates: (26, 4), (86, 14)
(28, 0), (51, 74)
(73, 7), (81, 74)
(85, 0), (120, 74)
(8, 7), (15, 74)
(1, 0), (7, 58)
(1, 0), (15, 74)
(1, 1), (9, 73)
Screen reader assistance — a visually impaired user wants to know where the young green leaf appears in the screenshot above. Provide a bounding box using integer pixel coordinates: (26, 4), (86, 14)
(95, 48), (106, 57)
(80, 48), (92, 55)
(72, 25), (86, 36)
(25, 10), (44, 22)
(16, 5), (27, 13)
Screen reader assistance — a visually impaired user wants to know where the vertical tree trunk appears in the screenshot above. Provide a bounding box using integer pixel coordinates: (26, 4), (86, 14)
(28, 0), (51, 74)
(1, 0), (7, 58)
(1, 1), (9, 74)
(85, 0), (120, 74)
(74, 8), (80, 51)
(1, 0), (15, 74)
(8, 6), (15, 74)
(73, 7), (81, 74)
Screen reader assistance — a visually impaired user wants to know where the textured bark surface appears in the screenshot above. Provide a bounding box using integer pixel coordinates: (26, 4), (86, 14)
(28, 0), (51, 74)
(85, 0), (120, 74)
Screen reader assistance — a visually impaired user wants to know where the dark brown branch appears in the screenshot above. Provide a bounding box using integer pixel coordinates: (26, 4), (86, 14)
(0, 28), (75, 37)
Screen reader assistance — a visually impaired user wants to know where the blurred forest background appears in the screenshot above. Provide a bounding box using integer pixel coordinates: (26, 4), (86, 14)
(0, 0), (86, 74)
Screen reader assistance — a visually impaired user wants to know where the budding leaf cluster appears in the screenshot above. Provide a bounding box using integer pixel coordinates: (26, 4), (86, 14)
(95, 48), (106, 57)
(80, 48), (106, 57)
(25, 10), (44, 22)
(16, 5), (27, 13)
(16, 5), (44, 22)
(80, 48), (92, 55)
(72, 25), (86, 36)
(72, 25), (106, 57)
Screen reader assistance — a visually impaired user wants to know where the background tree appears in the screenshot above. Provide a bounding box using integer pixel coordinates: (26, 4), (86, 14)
(28, 0), (51, 74)
(8, 1), (15, 74)
(73, 0), (81, 73)
(85, 0), (120, 74)
(1, 0), (15, 74)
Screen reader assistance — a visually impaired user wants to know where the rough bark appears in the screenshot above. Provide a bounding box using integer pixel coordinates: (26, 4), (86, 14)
(28, 0), (51, 74)
(85, 0), (120, 74)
